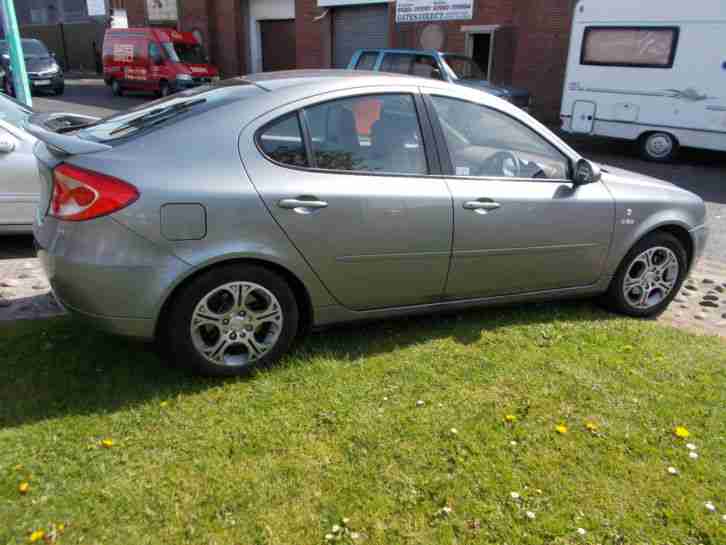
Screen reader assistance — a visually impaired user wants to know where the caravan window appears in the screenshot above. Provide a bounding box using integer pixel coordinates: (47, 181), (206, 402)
(581, 27), (679, 68)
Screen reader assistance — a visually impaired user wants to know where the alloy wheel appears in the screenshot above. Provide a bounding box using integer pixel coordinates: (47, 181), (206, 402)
(190, 281), (283, 367)
(622, 246), (680, 310)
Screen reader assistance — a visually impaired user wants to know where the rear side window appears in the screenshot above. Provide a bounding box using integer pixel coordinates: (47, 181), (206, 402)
(380, 53), (414, 75)
(355, 52), (379, 70)
(581, 27), (679, 68)
(258, 113), (308, 167)
(411, 55), (443, 79)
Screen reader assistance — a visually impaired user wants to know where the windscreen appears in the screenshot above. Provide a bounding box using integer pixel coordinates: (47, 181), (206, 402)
(443, 55), (486, 80)
(162, 42), (208, 64)
(77, 81), (262, 143)
(22, 40), (50, 57)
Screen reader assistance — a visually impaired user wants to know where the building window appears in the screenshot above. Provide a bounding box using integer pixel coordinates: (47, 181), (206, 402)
(581, 27), (679, 68)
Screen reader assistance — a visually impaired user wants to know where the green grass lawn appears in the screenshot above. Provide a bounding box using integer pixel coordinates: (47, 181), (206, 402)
(1, 303), (724, 544)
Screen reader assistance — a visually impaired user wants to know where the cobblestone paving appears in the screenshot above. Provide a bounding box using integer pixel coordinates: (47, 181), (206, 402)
(1, 239), (724, 338)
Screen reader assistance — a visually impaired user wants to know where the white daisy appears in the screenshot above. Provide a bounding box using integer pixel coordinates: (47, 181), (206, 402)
(705, 501), (716, 512)
(510, 491), (520, 500)
(525, 511), (536, 520)
(576, 528), (587, 536)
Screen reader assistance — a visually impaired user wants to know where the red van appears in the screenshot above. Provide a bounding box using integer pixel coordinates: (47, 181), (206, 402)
(102, 27), (219, 97)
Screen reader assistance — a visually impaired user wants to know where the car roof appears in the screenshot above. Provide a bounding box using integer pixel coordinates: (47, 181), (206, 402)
(242, 69), (451, 92)
(354, 48), (461, 56)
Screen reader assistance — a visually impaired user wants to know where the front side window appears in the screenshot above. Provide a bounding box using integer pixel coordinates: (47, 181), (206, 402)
(411, 55), (444, 80)
(380, 53), (415, 75)
(430, 95), (569, 180)
(581, 27), (679, 68)
(162, 41), (208, 64)
(258, 113), (308, 167)
(355, 52), (379, 70)
(443, 55), (486, 80)
(303, 94), (427, 175)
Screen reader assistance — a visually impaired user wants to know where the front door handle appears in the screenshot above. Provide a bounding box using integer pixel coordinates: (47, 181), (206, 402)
(463, 199), (501, 212)
(278, 197), (329, 211)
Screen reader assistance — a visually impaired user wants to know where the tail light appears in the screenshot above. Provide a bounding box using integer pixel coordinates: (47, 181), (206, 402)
(51, 164), (139, 221)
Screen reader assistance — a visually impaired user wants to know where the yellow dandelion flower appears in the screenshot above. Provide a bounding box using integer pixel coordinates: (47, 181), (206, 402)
(28, 530), (44, 543)
(160, 401), (168, 408)
(585, 421), (598, 433)
(100, 438), (115, 448)
(555, 424), (568, 434)
(18, 482), (30, 495)
(674, 426), (690, 439)
(58, 523), (65, 533)
(13, 464), (23, 471)
(504, 414), (518, 423)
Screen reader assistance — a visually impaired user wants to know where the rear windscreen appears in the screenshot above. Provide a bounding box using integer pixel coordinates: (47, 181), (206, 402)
(77, 81), (263, 143)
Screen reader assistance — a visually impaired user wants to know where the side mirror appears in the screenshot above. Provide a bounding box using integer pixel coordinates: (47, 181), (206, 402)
(573, 158), (601, 185)
(0, 136), (16, 153)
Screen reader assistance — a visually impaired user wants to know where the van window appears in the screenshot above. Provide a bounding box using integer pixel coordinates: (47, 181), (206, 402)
(162, 41), (208, 64)
(355, 52), (379, 70)
(149, 42), (162, 64)
(581, 27), (679, 68)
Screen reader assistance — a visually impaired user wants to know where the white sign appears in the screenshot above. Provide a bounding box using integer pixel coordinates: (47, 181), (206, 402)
(396, 0), (474, 23)
(86, 0), (106, 17)
(318, 1), (391, 6)
(147, 0), (179, 22)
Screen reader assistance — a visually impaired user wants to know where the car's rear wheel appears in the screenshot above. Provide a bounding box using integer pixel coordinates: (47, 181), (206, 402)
(163, 264), (299, 377)
(158, 81), (170, 98)
(640, 131), (678, 162)
(604, 232), (687, 317)
(111, 79), (123, 96)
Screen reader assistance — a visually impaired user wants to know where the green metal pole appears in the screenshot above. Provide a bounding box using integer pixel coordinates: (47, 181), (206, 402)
(0, 0), (32, 106)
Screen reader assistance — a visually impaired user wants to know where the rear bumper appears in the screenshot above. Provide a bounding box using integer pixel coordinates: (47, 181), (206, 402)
(35, 215), (191, 340)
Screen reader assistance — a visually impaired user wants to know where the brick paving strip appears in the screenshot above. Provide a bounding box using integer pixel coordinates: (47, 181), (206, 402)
(1, 255), (725, 338)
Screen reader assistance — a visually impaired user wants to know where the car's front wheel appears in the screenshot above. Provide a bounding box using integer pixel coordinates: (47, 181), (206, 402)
(163, 264), (299, 376)
(604, 232), (687, 317)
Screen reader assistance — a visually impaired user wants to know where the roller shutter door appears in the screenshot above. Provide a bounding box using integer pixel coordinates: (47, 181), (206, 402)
(333, 4), (389, 68)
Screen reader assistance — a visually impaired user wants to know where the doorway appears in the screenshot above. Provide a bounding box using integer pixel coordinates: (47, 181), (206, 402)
(471, 33), (491, 79)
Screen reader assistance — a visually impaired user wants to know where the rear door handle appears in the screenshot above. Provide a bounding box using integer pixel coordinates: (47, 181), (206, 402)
(463, 200), (501, 211)
(278, 198), (329, 210)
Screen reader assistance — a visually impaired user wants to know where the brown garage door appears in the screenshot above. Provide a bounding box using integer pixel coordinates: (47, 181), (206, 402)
(260, 19), (297, 72)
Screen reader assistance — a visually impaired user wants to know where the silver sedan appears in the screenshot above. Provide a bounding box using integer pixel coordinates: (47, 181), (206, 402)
(0, 93), (38, 234)
(28, 71), (707, 376)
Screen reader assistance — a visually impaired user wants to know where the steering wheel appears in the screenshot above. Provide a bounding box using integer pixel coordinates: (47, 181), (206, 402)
(476, 150), (521, 178)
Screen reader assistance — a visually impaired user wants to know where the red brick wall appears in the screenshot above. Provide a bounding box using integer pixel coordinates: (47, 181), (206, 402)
(295, 0), (331, 69)
(386, 0), (575, 122)
(512, 0), (574, 122)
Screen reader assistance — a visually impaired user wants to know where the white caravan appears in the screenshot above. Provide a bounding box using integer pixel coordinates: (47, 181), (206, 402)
(561, 0), (726, 161)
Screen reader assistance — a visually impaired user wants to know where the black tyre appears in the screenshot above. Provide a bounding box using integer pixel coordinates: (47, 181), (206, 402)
(158, 81), (170, 98)
(640, 131), (678, 162)
(111, 79), (123, 96)
(163, 264), (299, 377)
(54, 84), (64, 95)
(603, 232), (688, 318)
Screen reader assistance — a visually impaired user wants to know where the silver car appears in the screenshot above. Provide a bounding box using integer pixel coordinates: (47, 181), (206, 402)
(0, 93), (39, 234)
(28, 71), (707, 376)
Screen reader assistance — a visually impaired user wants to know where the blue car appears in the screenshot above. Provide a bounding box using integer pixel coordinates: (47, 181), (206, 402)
(348, 48), (531, 111)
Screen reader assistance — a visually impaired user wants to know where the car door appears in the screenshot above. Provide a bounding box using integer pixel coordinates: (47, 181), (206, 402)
(240, 89), (453, 310)
(0, 121), (39, 228)
(424, 92), (614, 299)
